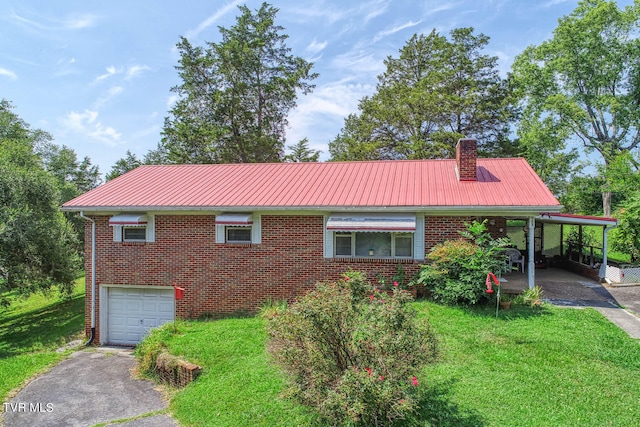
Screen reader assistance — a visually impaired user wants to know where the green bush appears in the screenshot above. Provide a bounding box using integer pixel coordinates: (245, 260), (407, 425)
(263, 271), (438, 426)
(412, 220), (510, 305)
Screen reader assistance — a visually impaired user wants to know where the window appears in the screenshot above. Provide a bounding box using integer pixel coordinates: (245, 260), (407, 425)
(226, 227), (252, 243)
(110, 213), (155, 243)
(215, 213), (261, 244)
(335, 233), (352, 256)
(334, 232), (413, 258)
(123, 226), (146, 242)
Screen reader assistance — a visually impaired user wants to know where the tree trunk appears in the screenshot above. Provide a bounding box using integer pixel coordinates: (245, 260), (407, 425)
(602, 191), (612, 217)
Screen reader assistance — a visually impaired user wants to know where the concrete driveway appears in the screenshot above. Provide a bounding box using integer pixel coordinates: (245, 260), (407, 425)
(605, 284), (640, 317)
(2, 348), (177, 427)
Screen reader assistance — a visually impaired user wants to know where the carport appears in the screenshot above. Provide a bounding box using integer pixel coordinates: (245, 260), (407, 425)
(504, 213), (618, 289)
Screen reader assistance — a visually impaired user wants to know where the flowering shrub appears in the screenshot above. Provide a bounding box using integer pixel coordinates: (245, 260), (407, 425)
(412, 220), (510, 305)
(263, 271), (438, 426)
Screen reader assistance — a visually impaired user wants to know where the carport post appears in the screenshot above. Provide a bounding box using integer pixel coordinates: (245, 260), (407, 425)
(527, 216), (535, 289)
(600, 223), (618, 278)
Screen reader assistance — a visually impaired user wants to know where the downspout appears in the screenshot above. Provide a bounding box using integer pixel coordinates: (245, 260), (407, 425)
(79, 211), (96, 346)
(527, 217), (535, 289)
(600, 223), (618, 281)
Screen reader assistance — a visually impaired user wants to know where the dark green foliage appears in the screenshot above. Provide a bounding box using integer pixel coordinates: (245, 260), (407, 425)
(412, 220), (510, 305)
(263, 271), (438, 426)
(613, 193), (640, 262)
(161, 2), (317, 164)
(106, 150), (142, 181)
(0, 100), (80, 306)
(511, 0), (640, 215)
(284, 138), (320, 162)
(329, 28), (516, 161)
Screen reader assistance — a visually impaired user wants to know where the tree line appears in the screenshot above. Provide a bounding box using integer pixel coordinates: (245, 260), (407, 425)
(2, 0), (640, 302)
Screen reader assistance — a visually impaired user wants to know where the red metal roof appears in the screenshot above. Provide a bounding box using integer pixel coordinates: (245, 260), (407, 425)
(62, 158), (561, 211)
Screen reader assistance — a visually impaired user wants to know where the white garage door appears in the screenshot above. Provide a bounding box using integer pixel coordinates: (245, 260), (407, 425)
(107, 287), (174, 346)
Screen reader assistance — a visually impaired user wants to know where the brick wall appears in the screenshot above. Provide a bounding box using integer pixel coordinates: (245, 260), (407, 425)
(84, 214), (506, 342)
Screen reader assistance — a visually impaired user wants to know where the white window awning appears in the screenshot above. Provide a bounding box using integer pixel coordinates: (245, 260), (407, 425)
(109, 213), (148, 226)
(327, 213), (416, 232)
(215, 213), (253, 227)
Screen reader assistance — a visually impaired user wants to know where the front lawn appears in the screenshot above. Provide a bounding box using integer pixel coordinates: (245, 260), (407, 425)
(139, 301), (640, 426)
(0, 279), (85, 401)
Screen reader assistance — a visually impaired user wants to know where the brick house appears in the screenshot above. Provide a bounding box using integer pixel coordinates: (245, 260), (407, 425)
(62, 139), (563, 345)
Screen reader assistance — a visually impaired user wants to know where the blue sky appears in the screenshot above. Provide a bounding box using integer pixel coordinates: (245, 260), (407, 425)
(1, 0), (633, 176)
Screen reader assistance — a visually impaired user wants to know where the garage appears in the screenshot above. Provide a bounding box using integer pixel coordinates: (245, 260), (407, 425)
(105, 286), (174, 346)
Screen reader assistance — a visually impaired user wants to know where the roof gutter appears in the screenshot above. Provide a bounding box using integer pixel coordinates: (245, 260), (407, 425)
(62, 205), (563, 216)
(79, 211), (96, 346)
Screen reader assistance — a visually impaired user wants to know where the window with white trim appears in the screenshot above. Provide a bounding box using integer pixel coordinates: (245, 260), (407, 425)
(215, 213), (261, 244)
(110, 213), (155, 243)
(334, 232), (413, 258)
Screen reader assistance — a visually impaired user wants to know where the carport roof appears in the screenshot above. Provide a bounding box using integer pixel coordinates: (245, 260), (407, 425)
(538, 213), (617, 227)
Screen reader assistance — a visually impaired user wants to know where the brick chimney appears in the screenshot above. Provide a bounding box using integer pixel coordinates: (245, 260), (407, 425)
(456, 138), (477, 181)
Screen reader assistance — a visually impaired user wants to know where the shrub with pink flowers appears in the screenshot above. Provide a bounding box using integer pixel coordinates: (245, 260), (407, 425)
(262, 271), (438, 426)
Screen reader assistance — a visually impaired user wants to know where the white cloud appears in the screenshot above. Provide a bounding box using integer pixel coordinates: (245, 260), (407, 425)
(425, 1), (461, 16)
(62, 110), (123, 146)
(287, 81), (375, 158)
(93, 86), (124, 109)
(306, 39), (328, 54)
(95, 65), (118, 82)
(331, 50), (386, 77)
(10, 9), (95, 31)
(185, 0), (243, 40)
(0, 67), (17, 80)
(63, 14), (96, 29)
(288, 2), (350, 25)
(360, 0), (390, 22)
(373, 20), (422, 42)
(125, 65), (150, 80)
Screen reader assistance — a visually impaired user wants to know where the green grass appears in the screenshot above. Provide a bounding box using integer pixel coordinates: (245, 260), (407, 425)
(138, 318), (318, 426)
(0, 279), (85, 401)
(421, 303), (640, 426)
(142, 301), (640, 427)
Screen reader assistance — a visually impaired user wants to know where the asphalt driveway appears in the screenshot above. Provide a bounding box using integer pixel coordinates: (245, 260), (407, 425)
(2, 348), (177, 427)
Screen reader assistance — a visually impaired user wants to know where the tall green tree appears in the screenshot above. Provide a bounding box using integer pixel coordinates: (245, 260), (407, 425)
(38, 143), (102, 253)
(329, 28), (516, 161)
(516, 114), (580, 196)
(511, 0), (640, 216)
(0, 100), (80, 304)
(106, 150), (142, 181)
(284, 138), (320, 162)
(38, 142), (102, 201)
(161, 2), (317, 164)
